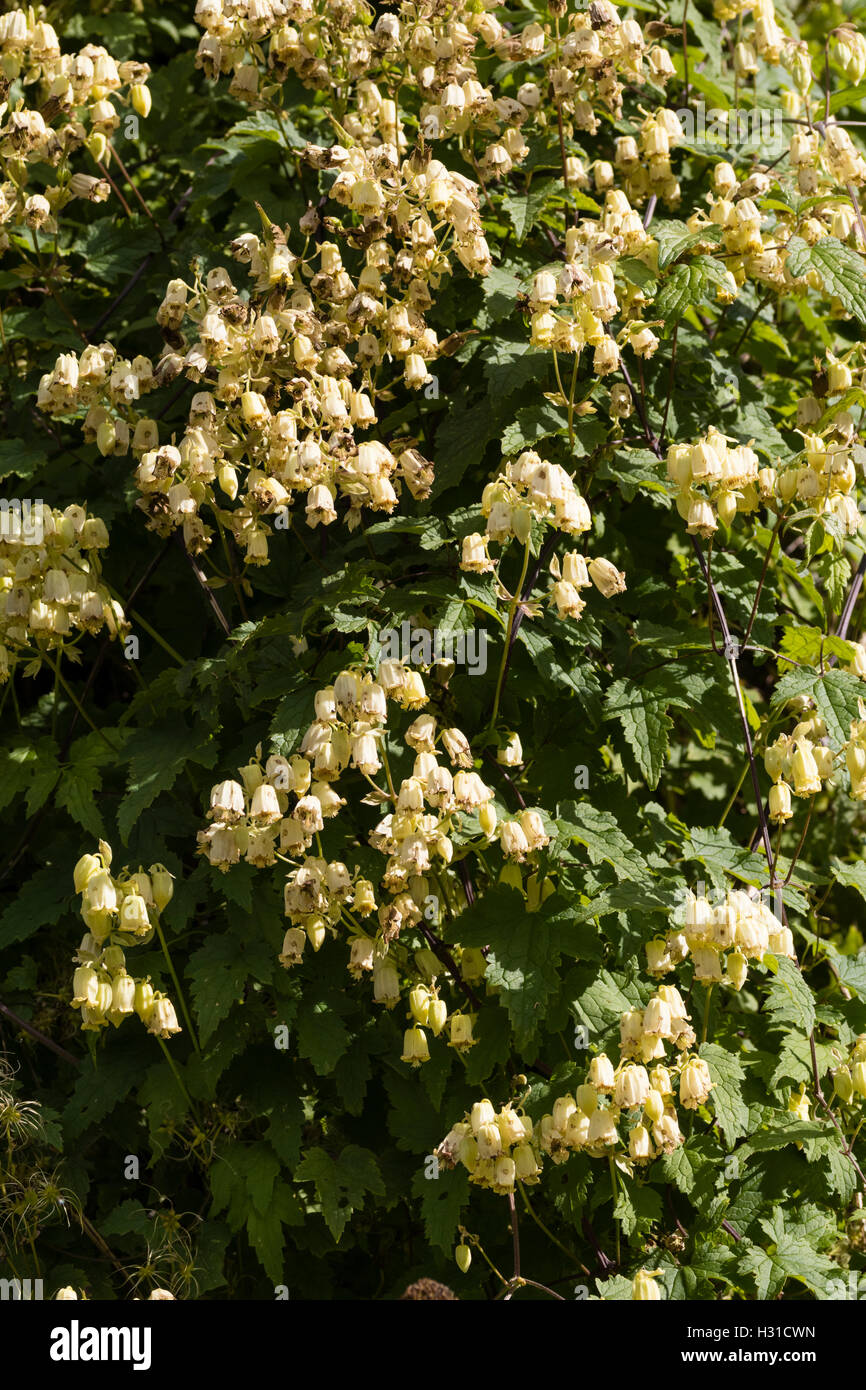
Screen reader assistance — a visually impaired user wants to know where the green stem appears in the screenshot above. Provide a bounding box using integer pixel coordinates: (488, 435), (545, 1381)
(154, 916), (201, 1055)
(100, 578), (185, 665)
(51, 653), (119, 752)
(608, 1154), (621, 1264)
(488, 539), (531, 731)
(517, 1181), (587, 1273)
(701, 984), (714, 1045)
(717, 762), (749, 828)
(128, 608), (185, 666)
(567, 353), (580, 453)
(380, 740), (397, 799)
(156, 1036), (200, 1121)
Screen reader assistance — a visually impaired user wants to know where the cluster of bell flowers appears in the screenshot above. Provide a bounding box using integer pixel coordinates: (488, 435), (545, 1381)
(534, 1051), (711, 1170)
(278, 850), (479, 1063)
(712, 0), (794, 69)
(667, 136), (866, 317)
(784, 117), (866, 193)
(780, 424), (863, 537)
(37, 153), (493, 557)
(765, 711), (837, 823)
(612, 107), (687, 209)
(525, 213), (656, 362)
(436, 1038), (712, 1193)
(666, 428), (769, 538)
(831, 1033), (866, 1107)
(70, 843), (180, 1038)
(842, 709), (866, 801)
(0, 8), (150, 251)
(460, 447), (626, 617)
(436, 1098), (542, 1195)
(645, 885), (796, 987)
(0, 500), (126, 682)
(196, 661), (507, 1035)
(831, 27), (866, 84)
(192, 0), (682, 186)
(667, 354), (864, 541)
(789, 351), (866, 525)
(190, 0), (842, 237)
(399, 982), (478, 1068)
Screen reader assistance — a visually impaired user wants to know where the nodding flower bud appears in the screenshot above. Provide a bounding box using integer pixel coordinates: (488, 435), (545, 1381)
(644, 1089), (665, 1124)
(450, 1013), (476, 1051)
(679, 1056), (713, 1110)
(149, 864), (174, 913)
(148, 993), (182, 1039)
(834, 1066), (855, 1104)
(427, 998), (448, 1035)
(117, 892), (150, 936)
(513, 1142), (541, 1182)
(131, 83), (152, 118)
(134, 979), (155, 1023)
(588, 556), (627, 597)
(589, 1053), (616, 1090)
(279, 927), (305, 968)
(726, 950), (748, 991)
(629, 1124), (653, 1163)
(632, 1269), (663, 1300)
(576, 1084), (597, 1116)
(791, 739), (822, 796)
(409, 985), (431, 1025)
(769, 781), (793, 823)
(401, 1026), (430, 1067)
(74, 853), (102, 893)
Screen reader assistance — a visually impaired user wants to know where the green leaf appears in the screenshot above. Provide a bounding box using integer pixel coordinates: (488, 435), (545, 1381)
(0, 859), (74, 950)
(502, 178), (558, 243)
(295, 999), (351, 1074)
(57, 763), (103, 838)
(700, 1042), (749, 1146)
(811, 669), (864, 748)
(653, 220), (722, 270)
(294, 1145), (385, 1244)
(604, 677), (674, 788)
(575, 968), (642, 1038)
(654, 256), (730, 326)
(779, 624), (857, 668)
(410, 1165), (470, 1252)
(739, 1205), (840, 1298)
(0, 438), (48, 482)
(117, 723), (218, 844)
(614, 1177), (662, 1237)
(764, 957), (816, 1036)
(246, 1181), (303, 1283)
(483, 927), (562, 1049)
(556, 801), (648, 879)
(75, 218), (162, 283)
(830, 81), (866, 114)
(187, 932), (275, 1046)
(64, 1044), (148, 1140)
(786, 236), (866, 324)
